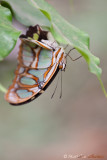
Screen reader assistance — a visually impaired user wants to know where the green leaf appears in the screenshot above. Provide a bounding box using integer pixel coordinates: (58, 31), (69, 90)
(27, 0), (107, 97)
(28, 0), (89, 46)
(0, 5), (21, 60)
(1, 0), (51, 27)
(27, 0), (99, 76)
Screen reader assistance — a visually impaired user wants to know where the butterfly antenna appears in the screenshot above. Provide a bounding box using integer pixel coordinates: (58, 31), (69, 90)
(60, 70), (62, 99)
(51, 73), (60, 99)
(65, 47), (75, 58)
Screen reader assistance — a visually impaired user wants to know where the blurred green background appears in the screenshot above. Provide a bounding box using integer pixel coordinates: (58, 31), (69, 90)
(0, 0), (107, 159)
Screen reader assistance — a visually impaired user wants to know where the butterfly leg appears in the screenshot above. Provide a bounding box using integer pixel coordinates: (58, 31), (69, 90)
(66, 48), (82, 61)
(68, 55), (82, 61)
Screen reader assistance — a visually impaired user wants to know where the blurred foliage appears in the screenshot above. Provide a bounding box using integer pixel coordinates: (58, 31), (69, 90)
(0, 0), (51, 27)
(0, 5), (21, 60)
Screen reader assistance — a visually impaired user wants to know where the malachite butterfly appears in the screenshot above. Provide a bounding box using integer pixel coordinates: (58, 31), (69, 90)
(5, 25), (67, 105)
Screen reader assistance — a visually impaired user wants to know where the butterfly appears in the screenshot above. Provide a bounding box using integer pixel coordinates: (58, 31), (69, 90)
(5, 25), (69, 105)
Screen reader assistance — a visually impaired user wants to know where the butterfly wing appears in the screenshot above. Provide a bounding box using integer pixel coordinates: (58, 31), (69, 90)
(5, 39), (60, 105)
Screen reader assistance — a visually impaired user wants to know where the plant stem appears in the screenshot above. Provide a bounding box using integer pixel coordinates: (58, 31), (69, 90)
(97, 76), (107, 98)
(0, 83), (7, 93)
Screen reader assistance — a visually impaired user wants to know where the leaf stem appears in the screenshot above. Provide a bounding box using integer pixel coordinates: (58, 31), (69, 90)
(0, 83), (7, 93)
(97, 76), (107, 98)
